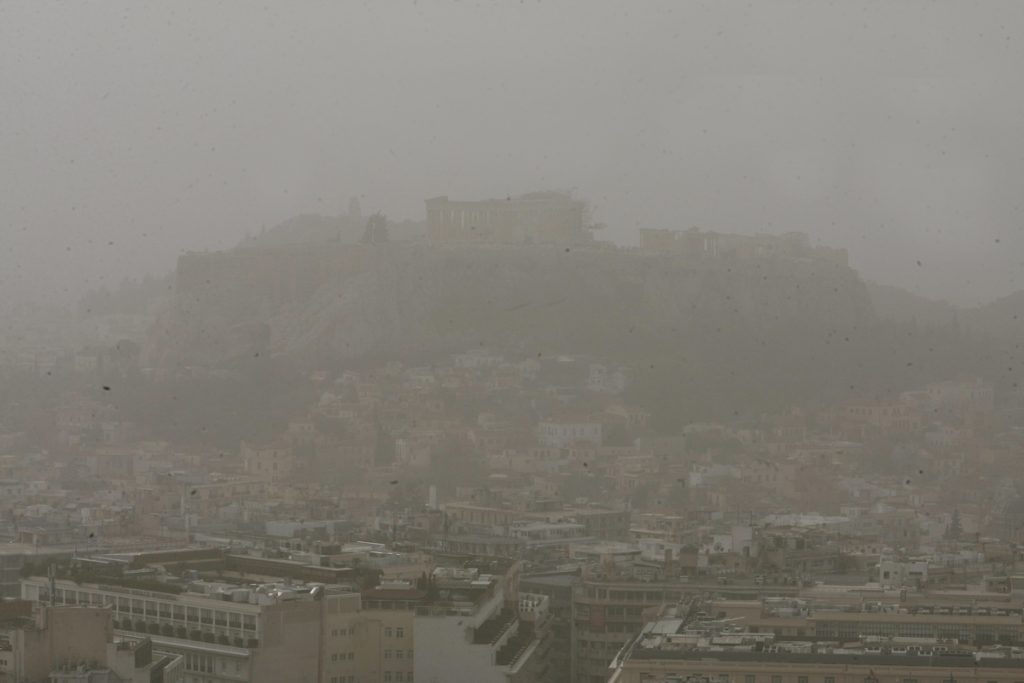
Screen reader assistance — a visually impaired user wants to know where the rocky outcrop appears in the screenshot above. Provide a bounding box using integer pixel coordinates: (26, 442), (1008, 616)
(143, 241), (874, 371)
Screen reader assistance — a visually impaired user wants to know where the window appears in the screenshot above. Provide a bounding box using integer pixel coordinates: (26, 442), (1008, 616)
(745, 676), (755, 683)
(385, 673), (393, 683)
(396, 674), (404, 683)
(825, 678), (835, 683)
(395, 649), (403, 660)
(385, 627), (393, 637)
(798, 677), (807, 683)
(396, 627), (405, 638)
(385, 649), (392, 659)
(771, 677), (782, 683)
(347, 652), (354, 661)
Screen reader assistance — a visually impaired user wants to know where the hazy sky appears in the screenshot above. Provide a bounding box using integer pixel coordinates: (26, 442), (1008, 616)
(2, 1), (1023, 307)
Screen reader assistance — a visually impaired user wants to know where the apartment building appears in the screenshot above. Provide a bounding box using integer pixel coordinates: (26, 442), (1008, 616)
(357, 581), (427, 683)
(0, 603), (184, 683)
(20, 576), (362, 683)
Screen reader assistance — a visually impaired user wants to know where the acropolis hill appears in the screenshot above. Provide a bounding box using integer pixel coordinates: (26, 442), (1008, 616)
(136, 194), (1019, 422)
(144, 223), (870, 372)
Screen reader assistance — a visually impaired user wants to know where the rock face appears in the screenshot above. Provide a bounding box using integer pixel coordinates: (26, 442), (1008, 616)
(144, 241), (875, 371)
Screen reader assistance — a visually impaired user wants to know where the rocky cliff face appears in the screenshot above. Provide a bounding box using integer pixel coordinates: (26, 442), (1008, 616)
(144, 241), (875, 371)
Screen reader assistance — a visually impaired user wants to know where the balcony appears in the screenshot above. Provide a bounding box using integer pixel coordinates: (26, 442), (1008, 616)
(473, 608), (516, 644)
(496, 621), (535, 666)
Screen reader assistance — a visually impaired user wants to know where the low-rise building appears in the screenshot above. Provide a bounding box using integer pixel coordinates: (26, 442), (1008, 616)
(608, 606), (1024, 683)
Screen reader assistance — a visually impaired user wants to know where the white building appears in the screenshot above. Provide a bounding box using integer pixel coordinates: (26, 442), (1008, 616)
(536, 418), (602, 448)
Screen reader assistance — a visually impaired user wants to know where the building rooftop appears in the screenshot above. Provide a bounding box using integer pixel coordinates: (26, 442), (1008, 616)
(621, 612), (1024, 669)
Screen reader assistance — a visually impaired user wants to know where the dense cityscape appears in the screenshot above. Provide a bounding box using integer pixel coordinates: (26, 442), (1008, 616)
(4, 3), (1024, 683)
(1, 189), (1023, 683)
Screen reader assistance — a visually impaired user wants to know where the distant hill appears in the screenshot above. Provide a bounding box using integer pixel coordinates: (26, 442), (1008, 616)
(865, 281), (957, 326)
(143, 240), (904, 424)
(65, 212), (1019, 431)
(963, 289), (1024, 342)
(865, 280), (1024, 351)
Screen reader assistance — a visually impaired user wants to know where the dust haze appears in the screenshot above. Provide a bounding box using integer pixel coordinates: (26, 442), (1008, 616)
(4, 4), (1024, 683)
(3, 1), (1023, 306)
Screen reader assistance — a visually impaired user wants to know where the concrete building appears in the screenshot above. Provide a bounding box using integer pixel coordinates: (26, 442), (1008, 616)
(838, 401), (922, 439)
(572, 562), (805, 683)
(1, 605), (112, 683)
(607, 607), (1024, 683)
(0, 547), (78, 600)
(0, 602), (183, 683)
(240, 443), (294, 481)
(20, 576), (362, 683)
(537, 418), (602, 449)
(878, 556), (929, 588)
(520, 572), (578, 683)
(710, 592), (1024, 646)
(572, 562), (696, 683)
(357, 581), (428, 683)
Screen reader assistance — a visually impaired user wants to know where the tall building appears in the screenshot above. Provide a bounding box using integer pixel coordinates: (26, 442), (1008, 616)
(425, 192), (593, 245)
(358, 580), (427, 683)
(520, 572), (579, 683)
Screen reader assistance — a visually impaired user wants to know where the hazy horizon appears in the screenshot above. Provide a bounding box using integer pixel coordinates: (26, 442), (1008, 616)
(5, 7), (1024, 681)
(3, 1), (1023, 308)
